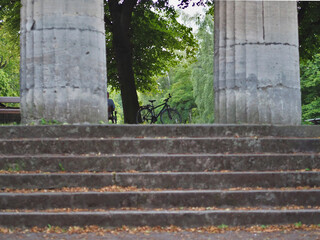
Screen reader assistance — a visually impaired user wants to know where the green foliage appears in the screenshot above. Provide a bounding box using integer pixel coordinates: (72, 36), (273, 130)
(58, 163), (65, 172)
(218, 224), (228, 229)
(106, 2), (197, 93)
(300, 54), (320, 121)
(191, 14), (214, 123)
(7, 163), (21, 172)
(0, 121), (18, 126)
(298, 2), (320, 60)
(0, 0), (21, 41)
(0, 70), (15, 96)
(40, 118), (63, 125)
(168, 64), (196, 123)
(0, 11), (20, 97)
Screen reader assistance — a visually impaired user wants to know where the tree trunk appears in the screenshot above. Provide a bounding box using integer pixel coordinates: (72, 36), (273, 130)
(109, 0), (140, 124)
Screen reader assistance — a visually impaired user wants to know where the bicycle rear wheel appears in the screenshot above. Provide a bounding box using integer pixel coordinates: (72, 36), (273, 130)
(160, 108), (182, 124)
(136, 107), (153, 124)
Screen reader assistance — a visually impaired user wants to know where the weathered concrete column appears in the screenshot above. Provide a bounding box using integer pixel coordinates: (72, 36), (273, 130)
(20, 0), (107, 124)
(214, 1), (301, 125)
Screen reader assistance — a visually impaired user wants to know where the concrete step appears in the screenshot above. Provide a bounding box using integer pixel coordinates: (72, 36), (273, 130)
(0, 137), (319, 155)
(0, 124), (319, 228)
(1, 171), (320, 189)
(1, 190), (319, 210)
(1, 124), (320, 139)
(1, 125), (320, 139)
(1, 153), (319, 172)
(0, 209), (319, 228)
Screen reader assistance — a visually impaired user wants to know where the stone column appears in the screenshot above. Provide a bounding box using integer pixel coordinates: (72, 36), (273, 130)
(20, 0), (107, 124)
(214, 1), (301, 125)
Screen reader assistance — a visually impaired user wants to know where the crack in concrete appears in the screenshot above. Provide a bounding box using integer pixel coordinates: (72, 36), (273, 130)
(230, 42), (298, 48)
(215, 83), (299, 91)
(29, 28), (104, 34)
(262, 4), (265, 41)
(217, 42), (298, 49)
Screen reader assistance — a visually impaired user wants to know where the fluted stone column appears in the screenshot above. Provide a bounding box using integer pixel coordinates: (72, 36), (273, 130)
(214, 1), (301, 125)
(20, 0), (107, 124)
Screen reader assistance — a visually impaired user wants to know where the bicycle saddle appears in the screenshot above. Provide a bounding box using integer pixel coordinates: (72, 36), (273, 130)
(149, 100), (156, 103)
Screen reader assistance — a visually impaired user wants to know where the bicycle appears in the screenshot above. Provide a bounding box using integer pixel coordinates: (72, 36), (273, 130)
(136, 94), (182, 124)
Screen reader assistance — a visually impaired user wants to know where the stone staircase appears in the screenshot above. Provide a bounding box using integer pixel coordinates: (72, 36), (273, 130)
(0, 125), (319, 228)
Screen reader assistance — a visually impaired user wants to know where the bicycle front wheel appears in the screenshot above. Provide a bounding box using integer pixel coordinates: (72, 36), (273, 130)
(160, 108), (182, 124)
(136, 107), (153, 124)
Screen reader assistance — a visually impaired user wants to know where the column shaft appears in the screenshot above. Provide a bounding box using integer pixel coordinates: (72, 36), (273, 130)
(20, 0), (107, 124)
(214, 1), (301, 125)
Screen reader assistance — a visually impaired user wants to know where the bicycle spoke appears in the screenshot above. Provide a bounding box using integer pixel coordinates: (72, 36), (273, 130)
(136, 107), (153, 124)
(160, 108), (182, 124)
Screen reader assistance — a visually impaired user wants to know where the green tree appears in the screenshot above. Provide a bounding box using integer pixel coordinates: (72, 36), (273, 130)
(0, 0), (20, 43)
(298, 2), (320, 122)
(0, 71), (15, 96)
(191, 13), (214, 123)
(298, 1), (320, 60)
(106, 1), (197, 123)
(0, 10), (20, 97)
(168, 63), (196, 123)
(300, 54), (320, 121)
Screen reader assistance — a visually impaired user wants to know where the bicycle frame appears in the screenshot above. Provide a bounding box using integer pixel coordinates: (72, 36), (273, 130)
(150, 100), (169, 122)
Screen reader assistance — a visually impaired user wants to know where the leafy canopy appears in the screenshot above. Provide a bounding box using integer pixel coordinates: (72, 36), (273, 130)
(298, 1), (320, 60)
(300, 54), (320, 121)
(0, 1), (20, 97)
(106, 1), (197, 92)
(191, 13), (214, 123)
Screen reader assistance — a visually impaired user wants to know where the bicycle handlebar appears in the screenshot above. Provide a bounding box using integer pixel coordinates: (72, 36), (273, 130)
(164, 94), (172, 102)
